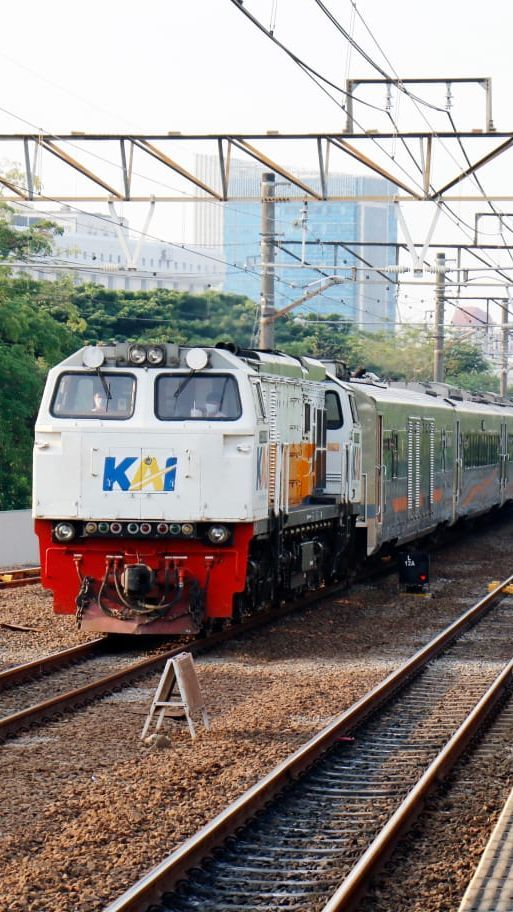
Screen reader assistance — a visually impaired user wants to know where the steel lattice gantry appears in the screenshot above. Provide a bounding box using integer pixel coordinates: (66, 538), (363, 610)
(1, 131), (513, 203)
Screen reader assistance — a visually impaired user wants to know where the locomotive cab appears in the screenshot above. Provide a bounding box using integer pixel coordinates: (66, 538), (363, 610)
(34, 343), (356, 635)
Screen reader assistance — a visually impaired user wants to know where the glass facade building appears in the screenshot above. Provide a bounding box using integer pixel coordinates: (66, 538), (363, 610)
(195, 157), (398, 332)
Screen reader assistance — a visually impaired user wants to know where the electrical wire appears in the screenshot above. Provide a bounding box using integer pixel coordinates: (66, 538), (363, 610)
(310, 2), (513, 294)
(311, 0), (446, 113)
(0, 49), (424, 311)
(0, 100), (313, 243)
(3, 9), (510, 336)
(306, 0), (513, 281)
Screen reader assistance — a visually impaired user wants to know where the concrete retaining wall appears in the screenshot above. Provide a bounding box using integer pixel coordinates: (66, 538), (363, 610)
(0, 510), (39, 568)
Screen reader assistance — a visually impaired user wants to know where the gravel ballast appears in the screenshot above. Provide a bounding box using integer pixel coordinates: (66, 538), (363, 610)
(2, 514), (513, 911)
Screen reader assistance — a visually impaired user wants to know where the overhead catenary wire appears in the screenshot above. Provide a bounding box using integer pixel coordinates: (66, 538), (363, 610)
(2, 186), (296, 291)
(0, 30), (485, 311)
(226, 0), (511, 270)
(1, 103), (397, 319)
(311, 0), (446, 113)
(2, 8), (511, 335)
(5, 180), (401, 326)
(292, 0), (513, 283)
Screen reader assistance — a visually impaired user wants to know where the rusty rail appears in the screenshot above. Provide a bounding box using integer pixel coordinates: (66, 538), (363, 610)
(0, 566), (41, 589)
(0, 580), (346, 741)
(0, 638), (106, 690)
(102, 574), (513, 912)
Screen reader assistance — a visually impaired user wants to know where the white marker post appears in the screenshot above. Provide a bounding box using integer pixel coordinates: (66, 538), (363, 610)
(141, 652), (209, 741)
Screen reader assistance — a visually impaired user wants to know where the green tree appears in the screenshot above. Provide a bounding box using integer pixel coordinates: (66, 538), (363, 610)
(70, 285), (259, 347)
(444, 336), (490, 377)
(0, 276), (80, 509)
(339, 326), (434, 380)
(274, 313), (352, 357)
(0, 189), (78, 508)
(0, 202), (62, 260)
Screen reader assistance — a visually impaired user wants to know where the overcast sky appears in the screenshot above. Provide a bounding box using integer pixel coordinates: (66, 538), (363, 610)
(1, 0), (513, 325)
(1, 0), (511, 134)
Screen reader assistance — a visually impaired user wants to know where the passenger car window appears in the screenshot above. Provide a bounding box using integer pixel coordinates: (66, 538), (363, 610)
(326, 391), (343, 430)
(156, 374), (242, 420)
(51, 373), (136, 419)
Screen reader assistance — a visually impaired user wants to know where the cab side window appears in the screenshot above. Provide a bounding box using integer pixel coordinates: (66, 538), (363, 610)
(326, 391), (343, 430)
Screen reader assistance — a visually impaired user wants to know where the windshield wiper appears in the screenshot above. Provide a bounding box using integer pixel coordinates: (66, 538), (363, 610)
(173, 370), (195, 400)
(95, 367), (112, 401)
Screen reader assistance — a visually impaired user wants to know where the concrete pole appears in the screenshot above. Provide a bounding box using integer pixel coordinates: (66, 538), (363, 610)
(500, 298), (509, 397)
(433, 252), (446, 383)
(259, 172), (276, 350)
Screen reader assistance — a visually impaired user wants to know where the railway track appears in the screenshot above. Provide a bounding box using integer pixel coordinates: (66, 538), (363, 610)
(0, 580), (351, 742)
(102, 575), (513, 912)
(0, 566), (41, 590)
(0, 637), (106, 689)
(0, 635), (182, 740)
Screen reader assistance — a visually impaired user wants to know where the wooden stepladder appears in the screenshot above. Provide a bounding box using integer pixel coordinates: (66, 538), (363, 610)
(141, 651), (209, 741)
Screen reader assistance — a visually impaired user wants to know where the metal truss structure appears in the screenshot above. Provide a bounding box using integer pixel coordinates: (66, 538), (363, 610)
(1, 130), (513, 203)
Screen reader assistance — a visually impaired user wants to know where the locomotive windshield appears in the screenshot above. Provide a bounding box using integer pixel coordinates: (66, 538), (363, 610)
(156, 373), (242, 420)
(51, 373), (136, 419)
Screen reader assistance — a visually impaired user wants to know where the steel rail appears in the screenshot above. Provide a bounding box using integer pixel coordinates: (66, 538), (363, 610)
(0, 566), (40, 578)
(0, 642), (193, 741)
(102, 573), (513, 912)
(321, 657), (513, 911)
(0, 566), (41, 589)
(0, 579), (349, 741)
(0, 638), (106, 689)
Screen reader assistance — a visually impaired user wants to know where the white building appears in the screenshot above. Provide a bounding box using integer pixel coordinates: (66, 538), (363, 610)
(9, 206), (224, 293)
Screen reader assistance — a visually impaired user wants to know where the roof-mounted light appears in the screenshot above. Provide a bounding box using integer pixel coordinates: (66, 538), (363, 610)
(128, 345), (147, 365)
(82, 346), (105, 369)
(185, 348), (209, 371)
(147, 345), (166, 366)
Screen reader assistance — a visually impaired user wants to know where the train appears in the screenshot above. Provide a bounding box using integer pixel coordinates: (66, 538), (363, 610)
(32, 340), (513, 635)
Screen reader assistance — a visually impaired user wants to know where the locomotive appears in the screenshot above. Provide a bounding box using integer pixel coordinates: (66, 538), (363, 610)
(33, 341), (513, 635)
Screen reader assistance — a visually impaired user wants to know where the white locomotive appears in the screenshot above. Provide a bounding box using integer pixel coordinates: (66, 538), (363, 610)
(33, 341), (513, 634)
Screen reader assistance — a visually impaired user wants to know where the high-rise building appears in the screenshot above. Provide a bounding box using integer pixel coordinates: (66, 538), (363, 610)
(193, 156), (397, 332)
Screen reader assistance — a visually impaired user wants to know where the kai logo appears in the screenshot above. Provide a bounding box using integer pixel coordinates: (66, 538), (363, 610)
(102, 456), (177, 492)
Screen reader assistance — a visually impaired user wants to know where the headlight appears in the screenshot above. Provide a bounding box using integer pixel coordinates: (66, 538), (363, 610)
(82, 346), (105, 369)
(207, 524), (230, 544)
(185, 348), (209, 370)
(147, 346), (165, 366)
(128, 345), (147, 365)
(54, 522), (76, 542)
